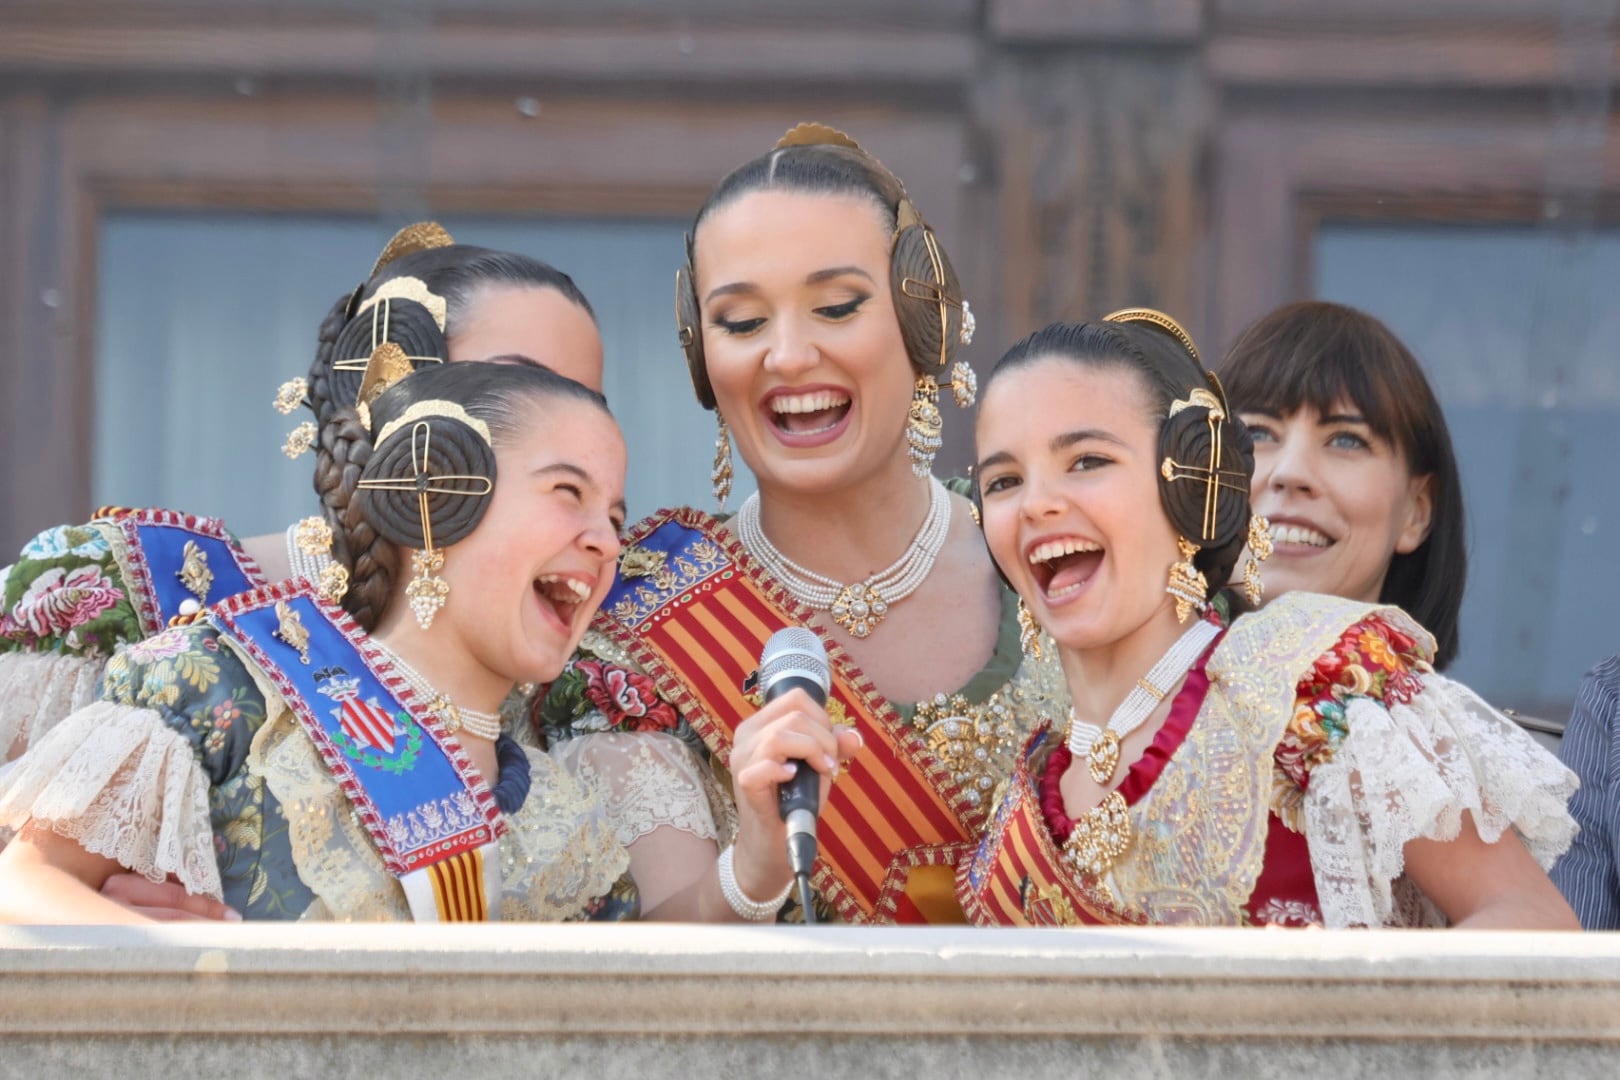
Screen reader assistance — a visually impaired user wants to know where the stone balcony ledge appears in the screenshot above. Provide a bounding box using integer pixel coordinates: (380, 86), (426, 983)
(2, 925), (1616, 1077)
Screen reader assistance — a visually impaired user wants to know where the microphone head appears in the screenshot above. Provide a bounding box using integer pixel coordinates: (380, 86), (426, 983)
(758, 626), (831, 698)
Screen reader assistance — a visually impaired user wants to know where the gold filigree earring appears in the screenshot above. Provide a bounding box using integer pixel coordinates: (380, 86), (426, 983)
(1017, 598), (1044, 660)
(406, 548), (449, 630)
(712, 414), (734, 509)
(906, 374), (944, 478)
(1166, 537), (1208, 624)
(1243, 515), (1273, 606)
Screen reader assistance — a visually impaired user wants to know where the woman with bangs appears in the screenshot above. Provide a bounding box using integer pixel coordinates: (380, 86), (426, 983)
(1217, 300), (1467, 670)
(956, 310), (1575, 929)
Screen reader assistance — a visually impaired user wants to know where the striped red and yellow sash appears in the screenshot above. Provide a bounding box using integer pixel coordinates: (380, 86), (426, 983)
(956, 728), (1143, 927)
(595, 508), (976, 924)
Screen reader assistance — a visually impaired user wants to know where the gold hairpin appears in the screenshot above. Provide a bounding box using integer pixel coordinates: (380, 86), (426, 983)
(356, 418), (493, 630)
(1160, 386), (1247, 541)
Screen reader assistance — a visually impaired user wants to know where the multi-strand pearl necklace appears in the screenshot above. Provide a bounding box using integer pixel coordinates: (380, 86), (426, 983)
(375, 643), (504, 742)
(284, 521), (334, 583)
(1066, 617), (1221, 784)
(736, 476), (951, 638)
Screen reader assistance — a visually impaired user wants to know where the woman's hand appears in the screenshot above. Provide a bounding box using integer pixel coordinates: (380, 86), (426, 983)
(100, 872), (241, 922)
(727, 688), (863, 902)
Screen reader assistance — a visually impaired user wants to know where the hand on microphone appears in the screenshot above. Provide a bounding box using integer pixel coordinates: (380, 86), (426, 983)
(728, 688), (863, 903)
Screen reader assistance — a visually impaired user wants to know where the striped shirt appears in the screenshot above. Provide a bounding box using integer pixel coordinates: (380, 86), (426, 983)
(1551, 653), (1620, 928)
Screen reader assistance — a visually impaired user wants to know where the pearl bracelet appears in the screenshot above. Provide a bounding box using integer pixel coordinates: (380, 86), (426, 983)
(717, 845), (794, 922)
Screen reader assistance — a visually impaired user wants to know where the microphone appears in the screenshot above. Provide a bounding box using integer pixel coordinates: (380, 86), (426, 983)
(755, 626), (831, 922)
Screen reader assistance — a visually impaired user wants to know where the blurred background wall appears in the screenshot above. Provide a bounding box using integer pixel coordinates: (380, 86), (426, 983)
(1, 0), (1616, 718)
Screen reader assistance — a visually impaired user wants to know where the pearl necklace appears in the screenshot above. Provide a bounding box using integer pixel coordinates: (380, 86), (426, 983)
(736, 476), (951, 638)
(1066, 617), (1221, 784)
(375, 643), (504, 742)
(284, 521), (334, 583)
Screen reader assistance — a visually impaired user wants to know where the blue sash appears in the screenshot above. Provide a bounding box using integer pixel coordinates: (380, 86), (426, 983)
(107, 509), (267, 634)
(211, 580), (503, 918)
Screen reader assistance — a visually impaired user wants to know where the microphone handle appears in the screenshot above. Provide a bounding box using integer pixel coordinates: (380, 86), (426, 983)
(762, 674), (825, 821)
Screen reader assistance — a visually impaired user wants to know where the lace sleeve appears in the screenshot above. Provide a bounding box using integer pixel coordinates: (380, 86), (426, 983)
(0, 623), (271, 899)
(550, 731), (735, 913)
(0, 651), (103, 763)
(1301, 671), (1578, 928)
(0, 700), (221, 897)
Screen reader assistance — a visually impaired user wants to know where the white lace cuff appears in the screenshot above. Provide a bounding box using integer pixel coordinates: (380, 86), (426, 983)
(550, 731), (726, 848)
(0, 651), (105, 762)
(0, 699), (221, 898)
(1303, 673), (1578, 927)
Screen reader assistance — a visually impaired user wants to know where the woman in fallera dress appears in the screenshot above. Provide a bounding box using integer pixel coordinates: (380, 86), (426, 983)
(541, 123), (1068, 924)
(0, 224), (606, 768)
(0, 360), (853, 923)
(957, 311), (1577, 928)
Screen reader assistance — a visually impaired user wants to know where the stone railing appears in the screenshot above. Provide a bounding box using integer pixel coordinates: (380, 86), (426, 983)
(2, 925), (1616, 1076)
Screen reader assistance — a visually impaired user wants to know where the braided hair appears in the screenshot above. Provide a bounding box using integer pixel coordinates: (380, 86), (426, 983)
(976, 319), (1257, 608)
(304, 245), (595, 630)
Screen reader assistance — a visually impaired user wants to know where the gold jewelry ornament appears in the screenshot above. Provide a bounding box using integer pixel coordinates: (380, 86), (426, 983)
(905, 374), (944, 478)
(370, 221), (454, 278)
(948, 360), (978, 409)
(1166, 536), (1208, 624)
(406, 549), (449, 631)
(1243, 514), (1273, 606)
(958, 301), (976, 346)
(1016, 598), (1043, 660)
(273, 599), (312, 665)
(712, 414), (734, 509)
(356, 416), (493, 632)
(282, 421), (317, 459)
(176, 540), (214, 602)
(1062, 791), (1134, 879)
(356, 341), (416, 426)
(273, 377), (309, 415)
(317, 562), (350, 605)
(356, 275), (449, 334)
(294, 515), (334, 558)
(1088, 729), (1122, 785)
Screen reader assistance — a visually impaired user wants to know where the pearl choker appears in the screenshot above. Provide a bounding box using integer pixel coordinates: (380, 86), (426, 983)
(376, 643), (504, 742)
(735, 476), (951, 638)
(1066, 618), (1220, 784)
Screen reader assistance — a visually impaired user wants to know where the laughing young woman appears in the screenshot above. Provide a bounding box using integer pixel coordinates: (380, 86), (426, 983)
(0, 224), (607, 769)
(0, 361), (849, 923)
(957, 312), (1577, 928)
(541, 124), (1068, 924)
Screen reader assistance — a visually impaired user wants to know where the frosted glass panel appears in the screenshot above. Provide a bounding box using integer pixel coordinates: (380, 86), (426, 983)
(95, 213), (751, 539)
(1315, 224), (1620, 715)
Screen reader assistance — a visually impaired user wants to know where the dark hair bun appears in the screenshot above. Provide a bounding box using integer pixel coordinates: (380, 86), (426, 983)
(327, 297), (448, 410)
(357, 409), (496, 552)
(1157, 395), (1255, 595)
(890, 222), (964, 377)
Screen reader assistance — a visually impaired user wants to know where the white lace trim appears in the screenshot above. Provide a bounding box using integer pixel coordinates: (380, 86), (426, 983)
(0, 651), (105, 762)
(251, 703), (630, 922)
(550, 731), (726, 848)
(1303, 672), (1578, 928)
(0, 700), (221, 898)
